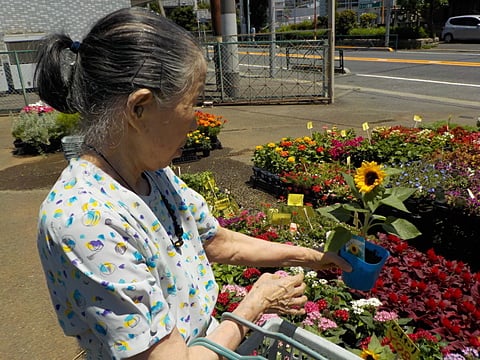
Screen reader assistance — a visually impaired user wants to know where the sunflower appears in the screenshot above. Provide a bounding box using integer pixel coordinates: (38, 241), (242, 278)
(347, 242), (361, 255)
(360, 349), (380, 360)
(354, 161), (386, 193)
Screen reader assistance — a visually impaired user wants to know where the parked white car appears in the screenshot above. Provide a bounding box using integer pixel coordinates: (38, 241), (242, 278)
(441, 15), (480, 42)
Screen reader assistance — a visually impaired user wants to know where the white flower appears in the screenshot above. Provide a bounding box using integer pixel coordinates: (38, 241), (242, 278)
(289, 266), (304, 274)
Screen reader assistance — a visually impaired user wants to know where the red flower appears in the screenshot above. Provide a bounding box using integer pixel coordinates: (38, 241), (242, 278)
(312, 185), (322, 193)
(426, 248), (438, 261)
(316, 299), (328, 311)
(227, 302), (240, 312)
(316, 146), (324, 153)
(388, 293), (398, 302)
(462, 271), (472, 282)
(469, 336), (480, 347)
(297, 144), (306, 151)
(394, 242), (408, 252)
(333, 309), (349, 322)
(242, 267), (261, 279)
(461, 301), (476, 313)
(425, 298), (437, 310)
(391, 267), (402, 281)
(217, 292), (230, 306)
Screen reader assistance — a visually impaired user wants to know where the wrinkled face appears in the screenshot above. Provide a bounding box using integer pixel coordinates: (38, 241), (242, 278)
(138, 76), (205, 170)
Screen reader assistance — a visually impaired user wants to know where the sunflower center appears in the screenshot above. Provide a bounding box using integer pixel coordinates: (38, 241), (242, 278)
(365, 171), (379, 186)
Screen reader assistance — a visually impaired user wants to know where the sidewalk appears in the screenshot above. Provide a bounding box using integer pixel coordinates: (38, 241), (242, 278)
(0, 86), (477, 359)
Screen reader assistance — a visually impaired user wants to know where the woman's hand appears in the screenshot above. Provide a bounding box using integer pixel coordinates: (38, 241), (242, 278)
(311, 250), (352, 272)
(246, 273), (307, 316)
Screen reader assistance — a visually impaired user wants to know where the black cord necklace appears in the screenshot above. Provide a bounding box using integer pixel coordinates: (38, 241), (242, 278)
(85, 145), (184, 249)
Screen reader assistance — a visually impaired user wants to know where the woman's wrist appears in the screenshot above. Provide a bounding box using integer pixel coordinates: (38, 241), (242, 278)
(233, 291), (266, 323)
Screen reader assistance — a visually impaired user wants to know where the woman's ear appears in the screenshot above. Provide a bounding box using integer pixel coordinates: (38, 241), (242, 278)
(126, 89), (154, 131)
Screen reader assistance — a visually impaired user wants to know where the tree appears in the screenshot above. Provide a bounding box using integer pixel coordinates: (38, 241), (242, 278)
(168, 6), (198, 32)
(336, 10), (357, 35)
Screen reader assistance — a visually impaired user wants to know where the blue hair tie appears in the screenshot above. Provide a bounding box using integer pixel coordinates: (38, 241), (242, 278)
(70, 41), (81, 54)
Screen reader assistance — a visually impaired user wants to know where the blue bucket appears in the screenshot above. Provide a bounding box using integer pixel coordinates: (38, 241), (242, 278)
(340, 239), (389, 291)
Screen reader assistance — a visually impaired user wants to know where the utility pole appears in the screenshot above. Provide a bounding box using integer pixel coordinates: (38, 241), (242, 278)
(269, 0), (276, 78)
(384, 0), (392, 48)
(327, 0), (335, 103)
(221, 0), (240, 97)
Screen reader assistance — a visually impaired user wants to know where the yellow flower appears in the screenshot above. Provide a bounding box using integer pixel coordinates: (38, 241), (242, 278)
(354, 161), (386, 193)
(348, 243), (360, 255)
(267, 142), (276, 148)
(255, 145), (263, 150)
(360, 349), (380, 360)
(287, 156), (295, 163)
(275, 147), (283, 152)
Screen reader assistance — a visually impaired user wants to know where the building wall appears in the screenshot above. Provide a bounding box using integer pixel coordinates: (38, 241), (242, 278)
(0, 0), (131, 40)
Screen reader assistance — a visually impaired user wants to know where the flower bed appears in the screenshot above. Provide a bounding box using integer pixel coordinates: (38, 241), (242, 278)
(250, 124), (480, 271)
(210, 207), (480, 359)
(173, 111), (225, 164)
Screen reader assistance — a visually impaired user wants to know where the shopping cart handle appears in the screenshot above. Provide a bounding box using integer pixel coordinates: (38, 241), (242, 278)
(189, 337), (265, 359)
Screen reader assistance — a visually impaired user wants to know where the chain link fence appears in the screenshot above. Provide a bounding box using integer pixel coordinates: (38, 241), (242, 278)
(0, 50), (40, 114)
(1, 40), (337, 113)
(201, 39), (337, 105)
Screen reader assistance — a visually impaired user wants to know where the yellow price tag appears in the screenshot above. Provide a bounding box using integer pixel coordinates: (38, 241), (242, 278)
(413, 115), (422, 122)
(362, 122), (369, 131)
(386, 322), (421, 360)
(340, 129), (347, 137)
(306, 121), (313, 129)
(287, 193), (304, 207)
(271, 213), (292, 225)
(214, 198), (230, 211)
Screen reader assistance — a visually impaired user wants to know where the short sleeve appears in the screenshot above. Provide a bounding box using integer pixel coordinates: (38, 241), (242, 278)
(39, 209), (174, 359)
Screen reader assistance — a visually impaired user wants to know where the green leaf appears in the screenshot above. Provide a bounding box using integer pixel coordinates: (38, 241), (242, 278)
(380, 194), (410, 213)
(385, 187), (417, 202)
(324, 226), (353, 252)
(384, 167), (402, 177)
(342, 172), (361, 200)
(382, 217), (421, 240)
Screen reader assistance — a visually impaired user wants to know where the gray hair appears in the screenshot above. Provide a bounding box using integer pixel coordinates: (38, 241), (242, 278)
(35, 7), (206, 149)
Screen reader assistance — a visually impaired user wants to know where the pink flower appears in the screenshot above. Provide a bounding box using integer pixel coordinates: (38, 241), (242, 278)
(373, 310), (398, 322)
(256, 313), (279, 326)
(274, 270), (289, 278)
(318, 317), (338, 331)
(304, 301), (320, 314)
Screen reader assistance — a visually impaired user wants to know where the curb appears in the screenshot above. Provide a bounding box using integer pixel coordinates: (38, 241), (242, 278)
(336, 45), (394, 52)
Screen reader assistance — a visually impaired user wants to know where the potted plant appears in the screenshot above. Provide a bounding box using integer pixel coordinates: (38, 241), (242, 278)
(317, 161), (421, 291)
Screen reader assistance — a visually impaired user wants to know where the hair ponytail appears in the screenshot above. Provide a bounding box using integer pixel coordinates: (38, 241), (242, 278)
(34, 34), (78, 113)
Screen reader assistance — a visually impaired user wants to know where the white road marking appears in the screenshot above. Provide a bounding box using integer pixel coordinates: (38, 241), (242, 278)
(356, 74), (480, 88)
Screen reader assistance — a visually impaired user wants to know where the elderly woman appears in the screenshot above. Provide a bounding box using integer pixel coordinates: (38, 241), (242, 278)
(35, 7), (350, 360)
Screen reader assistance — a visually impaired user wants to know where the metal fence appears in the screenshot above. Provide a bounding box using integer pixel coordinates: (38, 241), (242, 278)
(1, 40), (336, 113)
(201, 39), (336, 105)
(0, 50), (41, 114)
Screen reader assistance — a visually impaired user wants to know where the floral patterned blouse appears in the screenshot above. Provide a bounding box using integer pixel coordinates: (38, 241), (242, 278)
(37, 159), (219, 359)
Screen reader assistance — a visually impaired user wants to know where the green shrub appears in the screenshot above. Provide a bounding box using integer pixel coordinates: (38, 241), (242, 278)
(391, 26), (428, 39)
(55, 112), (81, 136)
(349, 27), (386, 36)
(359, 13), (378, 28)
(336, 10), (357, 35)
(11, 109), (80, 154)
(11, 111), (62, 153)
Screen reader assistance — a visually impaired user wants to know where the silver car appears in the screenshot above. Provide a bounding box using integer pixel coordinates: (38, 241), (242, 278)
(441, 15), (480, 42)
